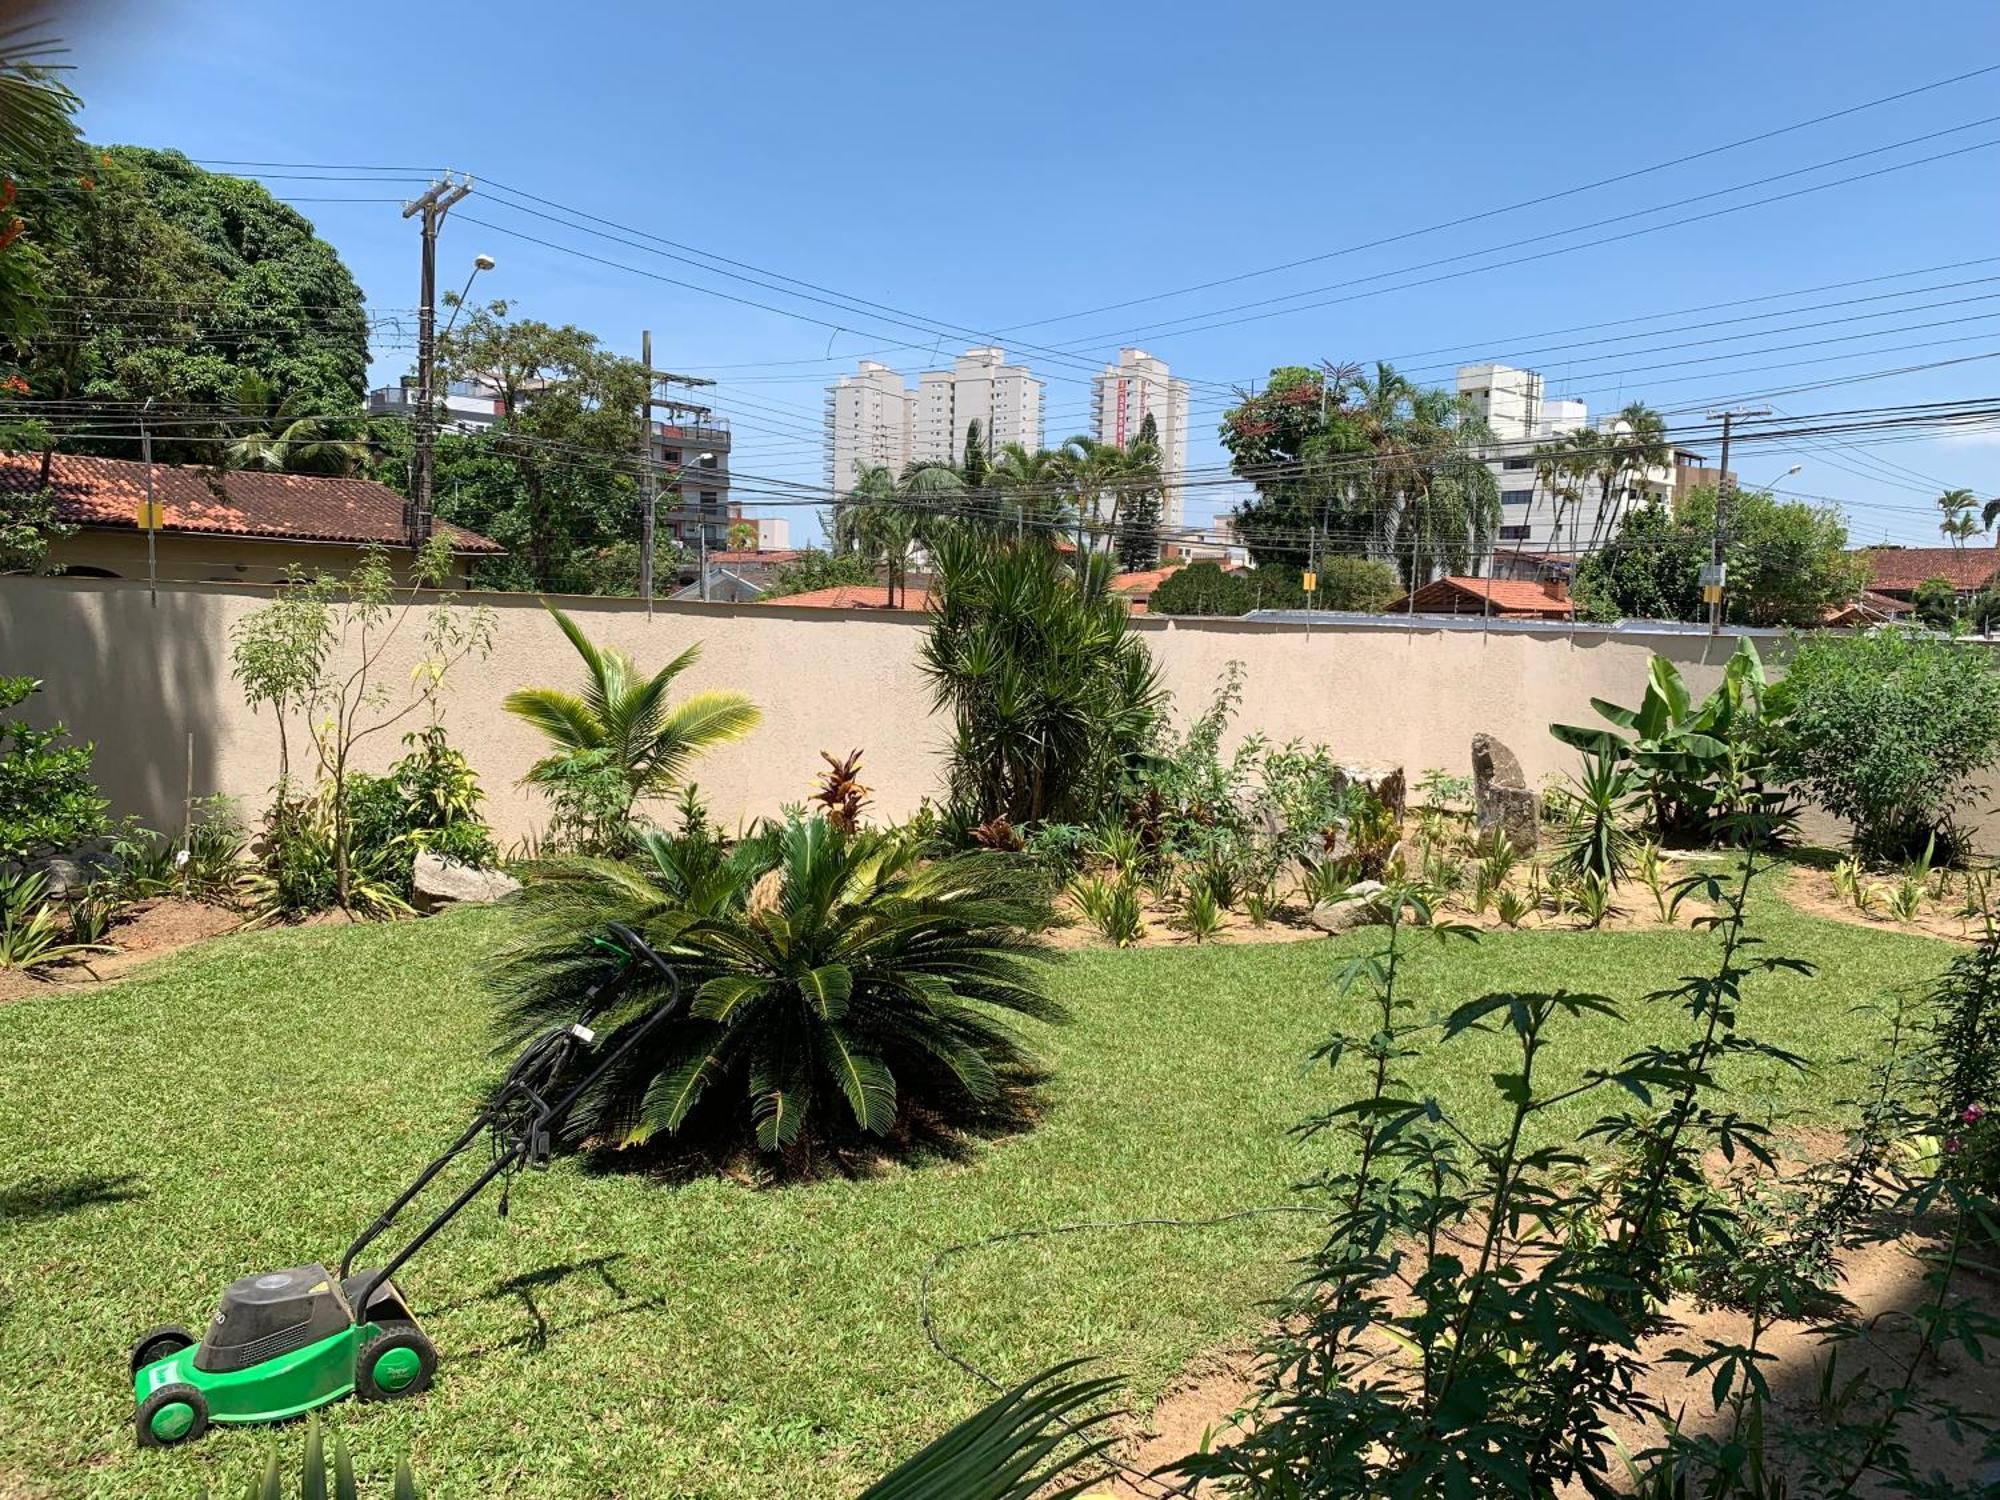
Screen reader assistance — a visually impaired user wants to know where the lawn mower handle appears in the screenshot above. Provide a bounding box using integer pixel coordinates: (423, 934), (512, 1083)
(338, 925), (681, 1318)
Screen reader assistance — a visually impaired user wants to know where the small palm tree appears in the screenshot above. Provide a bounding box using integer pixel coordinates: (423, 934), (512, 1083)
(491, 813), (1060, 1158)
(226, 373), (371, 475)
(503, 604), (759, 847)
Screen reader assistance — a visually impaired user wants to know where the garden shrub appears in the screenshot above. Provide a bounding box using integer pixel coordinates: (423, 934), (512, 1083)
(1770, 627), (2000, 862)
(0, 675), (108, 862)
(492, 812), (1060, 1163)
(921, 532), (1161, 829)
(344, 727), (498, 896)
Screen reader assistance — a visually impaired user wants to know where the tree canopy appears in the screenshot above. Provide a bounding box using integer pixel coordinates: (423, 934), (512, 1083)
(7, 146), (369, 462)
(1220, 361), (1498, 582)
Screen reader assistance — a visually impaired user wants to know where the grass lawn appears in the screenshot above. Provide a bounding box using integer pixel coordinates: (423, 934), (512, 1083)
(0, 873), (1952, 1499)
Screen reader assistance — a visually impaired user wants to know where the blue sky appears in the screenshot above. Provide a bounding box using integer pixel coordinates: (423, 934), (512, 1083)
(64, 0), (2000, 547)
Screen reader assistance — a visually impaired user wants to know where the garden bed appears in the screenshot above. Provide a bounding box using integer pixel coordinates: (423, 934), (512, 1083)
(0, 883), (1953, 1497)
(0, 897), (241, 1004)
(1783, 860), (1985, 944)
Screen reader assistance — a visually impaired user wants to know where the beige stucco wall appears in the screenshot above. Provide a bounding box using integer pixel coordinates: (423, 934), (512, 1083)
(0, 575), (1967, 851)
(44, 529), (477, 588)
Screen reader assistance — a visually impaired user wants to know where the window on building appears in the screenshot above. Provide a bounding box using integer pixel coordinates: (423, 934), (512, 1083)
(700, 491), (718, 509)
(1501, 489), (1533, 506)
(1499, 524), (1531, 541)
(1502, 457), (1534, 470)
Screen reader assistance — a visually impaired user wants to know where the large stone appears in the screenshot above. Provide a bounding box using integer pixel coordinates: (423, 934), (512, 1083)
(1331, 765), (1406, 821)
(1307, 879), (1388, 934)
(1471, 733), (1540, 856)
(411, 852), (520, 913)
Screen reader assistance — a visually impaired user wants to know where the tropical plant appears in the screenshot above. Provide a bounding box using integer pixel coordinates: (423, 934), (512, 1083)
(225, 370), (371, 475)
(1068, 872), (1143, 947)
(230, 542), (493, 907)
(921, 532), (1162, 829)
(1939, 486), (1980, 547)
(492, 814), (1060, 1159)
(856, 1362), (1119, 1500)
(1471, 826), (1520, 914)
(1769, 626), (2000, 863)
(1635, 839), (1671, 923)
(1553, 747), (1638, 885)
(505, 603), (759, 854)
(1177, 882), (1224, 943)
(1886, 870), (1926, 924)
(0, 868), (106, 972)
(0, 674), (106, 861)
(811, 749), (870, 834)
(342, 727), (497, 897)
(1494, 886), (1533, 928)
(225, 1413), (421, 1500)
(1021, 822), (1091, 874)
(1551, 637), (1771, 844)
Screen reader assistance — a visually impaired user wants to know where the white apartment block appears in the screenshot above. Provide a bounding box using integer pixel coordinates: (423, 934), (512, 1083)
(910, 348), (1044, 465)
(1091, 347), (1191, 530)
(1456, 363), (1683, 561)
(823, 360), (914, 497)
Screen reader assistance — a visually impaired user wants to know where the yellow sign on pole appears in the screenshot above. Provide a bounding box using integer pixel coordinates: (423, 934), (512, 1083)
(135, 499), (163, 531)
(1301, 569), (1317, 594)
(1701, 583), (1724, 604)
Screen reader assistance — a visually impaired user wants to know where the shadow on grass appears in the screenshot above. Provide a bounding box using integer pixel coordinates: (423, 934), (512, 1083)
(426, 1254), (671, 1362)
(0, 1171), (145, 1225)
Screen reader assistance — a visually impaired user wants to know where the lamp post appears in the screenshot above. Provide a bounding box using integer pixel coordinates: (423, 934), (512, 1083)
(686, 450), (718, 601)
(440, 254), (495, 343)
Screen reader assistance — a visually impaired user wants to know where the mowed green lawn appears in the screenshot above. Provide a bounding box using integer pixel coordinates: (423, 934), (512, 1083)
(0, 877), (1950, 1499)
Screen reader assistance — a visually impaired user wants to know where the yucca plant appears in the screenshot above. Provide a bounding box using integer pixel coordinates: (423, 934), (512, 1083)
(0, 869), (108, 972)
(1494, 887), (1533, 929)
(1068, 872), (1143, 947)
(1554, 747), (1639, 886)
(493, 814), (1061, 1158)
(505, 603), (761, 852)
(856, 1362), (1121, 1500)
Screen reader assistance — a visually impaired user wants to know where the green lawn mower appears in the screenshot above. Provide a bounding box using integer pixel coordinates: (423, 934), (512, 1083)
(129, 924), (680, 1449)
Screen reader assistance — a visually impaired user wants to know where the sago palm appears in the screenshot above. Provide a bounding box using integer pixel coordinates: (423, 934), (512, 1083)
(504, 603), (760, 835)
(490, 813), (1060, 1158)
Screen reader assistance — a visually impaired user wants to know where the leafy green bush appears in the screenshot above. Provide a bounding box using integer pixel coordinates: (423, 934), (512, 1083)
(0, 676), (107, 862)
(1911, 575), (1961, 630)
(344, 727), (497, 894)
(492, 813), (1060, 1162)
(1771, 627), (2000, 862)
(921, 534), (1161, 828)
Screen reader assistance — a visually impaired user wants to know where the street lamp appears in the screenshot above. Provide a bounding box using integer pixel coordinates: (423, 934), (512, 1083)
(439, 254), (495, 341)
(1757, 463), (1804, 491)
(687, 450), (719, 601)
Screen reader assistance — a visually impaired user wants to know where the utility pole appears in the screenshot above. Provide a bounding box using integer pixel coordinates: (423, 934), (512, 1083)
(402, 174), (473, 552)
(639, 330), (658, 613)
(141, 397), (157, 609)
(1703, 407), (1769, 633)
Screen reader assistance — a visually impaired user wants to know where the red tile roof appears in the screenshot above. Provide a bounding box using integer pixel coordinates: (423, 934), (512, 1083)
(1111, 565), (1182, 596)
(765, 583), (931, 611)
(0, 451), (501, 553)
(1824, 590), (1914, 626)
(1385, 576), (1574, 619)
(1855, 546), (2000, 593)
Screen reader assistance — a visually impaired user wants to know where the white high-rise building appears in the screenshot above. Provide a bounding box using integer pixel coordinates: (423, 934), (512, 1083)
(1457, 363), (1683, 562)
(1091, 348), (1191, 530)
(910, 348), (1043, 465)
(824, 360), (913, 497)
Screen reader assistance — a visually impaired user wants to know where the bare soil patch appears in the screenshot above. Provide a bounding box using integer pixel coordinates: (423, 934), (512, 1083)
(0, 897), (241, 1004)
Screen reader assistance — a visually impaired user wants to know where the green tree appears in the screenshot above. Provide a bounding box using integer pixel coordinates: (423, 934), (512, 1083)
(1116, 412), (1164, 570)
(437, 301), (651, 591)
(1911, 575), (1961, 630)
(0, 22), (80, 355)
(1221, 361), (1498, 579)
(960, 418), (988, 487)
(9, 147), (368, 461)
(759, 547), (877, 600)
(1771, 627), (2000, 862)
(502, 604), (761, 851)
(225, 370), (371, 475)
(1680, 486), (1866, 626)
(920, 532), (1163, 826)
(1940, 487), (1980, 548)
(0, 675), (106, 861)
(1570, 500), (1705, 622)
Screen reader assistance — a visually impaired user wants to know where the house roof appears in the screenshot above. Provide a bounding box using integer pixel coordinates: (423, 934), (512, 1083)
(765, 583), (932, 611)
(705, 548), (804, 567)
(1111, 565), (1183, 596)
(1385, 575), (1575, 618)
(1824, 589), (1915, 626)
(0, 451), (502, 553)
(1855, 546), (1999, 593)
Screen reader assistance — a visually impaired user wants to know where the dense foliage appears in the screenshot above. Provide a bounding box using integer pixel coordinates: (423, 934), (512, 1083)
(503, 604), (760, 854)
(921, 532), (1162, 827)
(492, 812), (1060, 1161)
(1220, 361), (1499, 579)
(0, 674), (106, 861)
(343, 726), (498, 895)
(1569, 500), (1705, 622)
(7, 147), (368, 463)
(1771, 626), (2000, 862)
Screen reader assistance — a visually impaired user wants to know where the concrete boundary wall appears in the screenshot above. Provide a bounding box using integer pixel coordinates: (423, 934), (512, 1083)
(0, 575), (1909, 848)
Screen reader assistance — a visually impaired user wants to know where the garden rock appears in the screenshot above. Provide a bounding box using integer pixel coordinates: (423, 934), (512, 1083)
(1308, 879), (1387, 934)
(1332, 765), (1405, 820)
(1471, 733), (1540, 856)
(411, 852), (520, 913)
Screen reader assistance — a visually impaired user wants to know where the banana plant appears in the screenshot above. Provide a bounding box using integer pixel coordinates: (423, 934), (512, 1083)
(1551, 637), (1770, 843)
